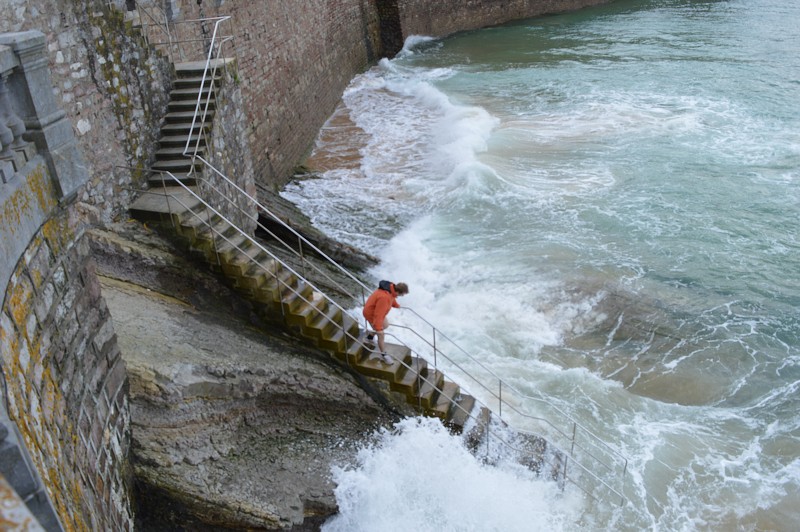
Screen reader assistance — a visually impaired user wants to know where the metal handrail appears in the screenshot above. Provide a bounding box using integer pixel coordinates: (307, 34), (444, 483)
(134, 2), (174, 62)
(190, 173), (367, 303)
(182, 16), (232, 161)
(168, 153), (628, 503)
(397, 311), (629, 473)
(193, 154), (627, 478)
(134, 0), (233, 65)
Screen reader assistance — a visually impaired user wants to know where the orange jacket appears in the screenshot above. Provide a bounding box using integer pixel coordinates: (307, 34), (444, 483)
(363, 282), (400, 331)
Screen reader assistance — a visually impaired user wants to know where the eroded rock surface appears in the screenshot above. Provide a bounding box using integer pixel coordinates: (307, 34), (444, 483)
(93, 223), (395, 530)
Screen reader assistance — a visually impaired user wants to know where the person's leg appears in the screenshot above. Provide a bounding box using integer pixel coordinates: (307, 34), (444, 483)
(377, 319), (393, 364)
(377, 330), (385, 353)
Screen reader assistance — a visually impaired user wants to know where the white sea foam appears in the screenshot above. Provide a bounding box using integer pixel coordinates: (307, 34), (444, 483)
(322, 417), (582, 532)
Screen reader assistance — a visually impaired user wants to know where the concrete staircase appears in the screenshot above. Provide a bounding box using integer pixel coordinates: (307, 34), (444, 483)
(129, 187), (488, 434)
(149, 61), (219, 188)
(130, 59), (490, 434)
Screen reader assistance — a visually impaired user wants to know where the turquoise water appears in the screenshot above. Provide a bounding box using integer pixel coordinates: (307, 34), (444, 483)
(284, 0), (800, 529)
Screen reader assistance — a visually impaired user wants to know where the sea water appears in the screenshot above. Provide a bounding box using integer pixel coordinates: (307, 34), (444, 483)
(282, 0), (800, 529)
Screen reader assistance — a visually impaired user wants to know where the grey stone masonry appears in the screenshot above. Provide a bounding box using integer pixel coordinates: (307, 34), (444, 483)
(0, 31), (88, 201)
(1, 26), (133, 532)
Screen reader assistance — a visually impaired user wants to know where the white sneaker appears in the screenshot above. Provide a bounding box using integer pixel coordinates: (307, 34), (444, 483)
(380, 353), (394, 365)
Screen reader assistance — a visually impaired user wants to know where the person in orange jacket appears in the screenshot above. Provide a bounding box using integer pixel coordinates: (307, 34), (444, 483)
(362, 280), (409, 364)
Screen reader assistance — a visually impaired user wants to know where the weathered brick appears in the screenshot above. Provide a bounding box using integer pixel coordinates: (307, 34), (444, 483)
(92, 318), (115, 356)
(104, 358), (127, 400)
(8, 273), (34, 336)
(0, 311), (16, 366)
(90, 355), (109, 396)
(32, 279), (56, 327)
(52, 265), (67, 294)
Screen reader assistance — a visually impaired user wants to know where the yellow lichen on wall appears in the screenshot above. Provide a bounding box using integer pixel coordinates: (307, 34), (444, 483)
(2, 210), (89, 532)
(0, 165), (57, 238)
(7, 274), (33, 344)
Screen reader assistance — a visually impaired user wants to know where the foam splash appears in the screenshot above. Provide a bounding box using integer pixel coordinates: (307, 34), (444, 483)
(322, 417), (582, 532)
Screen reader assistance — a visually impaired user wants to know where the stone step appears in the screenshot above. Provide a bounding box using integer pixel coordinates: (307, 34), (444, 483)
(285, 291), (329, 329)
(148, 172), (197, 188)
(341, 330), (378, 365)
(152, 158), (201, 172)
(446, 393), (477, 433)
(353, 345), (411, 380)
(170, 86), (215, 101)
(315, 313), (359, 353)
(210, 232), (251, 263)
(168, 98), (216, 112)
(175, 58), (234, 76)
(305, 304), (346, 341)
(187, 224), (244, 263)
(129, 186), (201, 223)
(416, 369), (445, 410)
(164, 110), (215, 124)
(225, 246), (270, 280)
(177, 208), (223, 241)
(161, 121), (210, 135)
(279, 280), (315, 314)
(256, 267), (296, 301)
(389, 356), (428, 397)
(173, 75), (220, 89)
(222, 248), (270, 278)
(428, 381), (460, 420)
(155, 145), (206, 159)
(159, 133), (206, 148)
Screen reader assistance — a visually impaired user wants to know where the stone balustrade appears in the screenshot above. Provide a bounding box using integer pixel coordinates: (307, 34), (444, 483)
(0, 32), (87, 199)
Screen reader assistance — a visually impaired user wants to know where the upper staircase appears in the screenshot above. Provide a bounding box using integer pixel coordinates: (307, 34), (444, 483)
(149, 62), (219, 188)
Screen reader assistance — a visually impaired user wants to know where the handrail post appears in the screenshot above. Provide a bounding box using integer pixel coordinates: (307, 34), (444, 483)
(160, 173), (174, 229)
(298, 236), (307, 279)
(570, 422), (577, 457)
(432, 326), (437, 369)
(498, 380), (503, 419)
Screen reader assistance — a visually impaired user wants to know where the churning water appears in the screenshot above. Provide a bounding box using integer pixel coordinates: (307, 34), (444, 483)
(283, 0), (800, 529)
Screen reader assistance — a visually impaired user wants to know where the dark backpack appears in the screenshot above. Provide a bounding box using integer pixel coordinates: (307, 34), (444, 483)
(378, 280), (392, 292)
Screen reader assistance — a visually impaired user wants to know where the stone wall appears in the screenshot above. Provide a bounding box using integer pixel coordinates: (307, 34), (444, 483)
(138, 0), (611, 192)
(162, 0), (384, 192)
(0, 0), (173, 225)
(2, 0), (613, 202)
(1, 30), (132, 530)
(1, 208), (133, 531)
(395, 0), (612, 38)
(201, 59), (259, 235)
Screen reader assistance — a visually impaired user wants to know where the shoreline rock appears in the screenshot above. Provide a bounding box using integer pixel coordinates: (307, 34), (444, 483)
(91, 223), (396, 529)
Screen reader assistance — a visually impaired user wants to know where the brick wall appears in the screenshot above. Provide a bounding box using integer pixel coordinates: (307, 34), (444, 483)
(1, 26), (132, 529)
(1, 0), (613, 201)
(395, 0), (611, 38)
(163, 0), (383, 191)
